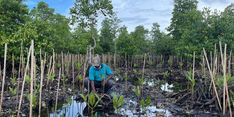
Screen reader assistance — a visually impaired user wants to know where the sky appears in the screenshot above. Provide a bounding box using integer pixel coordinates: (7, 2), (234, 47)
(25, 0), (234, 32)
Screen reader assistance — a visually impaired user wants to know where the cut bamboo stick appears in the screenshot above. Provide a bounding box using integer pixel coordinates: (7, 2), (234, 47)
(0, 44), (8, 115)
(17, 44), (32, 117)
(29, 40), (34, 117)
(203, 48), (222, 110)
(54, 68), (61, 117)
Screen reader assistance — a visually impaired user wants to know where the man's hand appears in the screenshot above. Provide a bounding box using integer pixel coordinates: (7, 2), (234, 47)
(91, 81), (96, 93)
(102, 80), (107, 86)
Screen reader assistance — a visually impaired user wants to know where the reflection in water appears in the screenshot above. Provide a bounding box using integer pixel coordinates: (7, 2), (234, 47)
(50, 97), (87, 117)
(120, 100), (172, 117)
(161, 83), (173, 92)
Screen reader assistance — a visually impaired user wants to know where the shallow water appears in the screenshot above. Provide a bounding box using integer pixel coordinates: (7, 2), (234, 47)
(48, 96), (172, 117)
(120, 99), (172, 117)
(50, 96), (86, 117)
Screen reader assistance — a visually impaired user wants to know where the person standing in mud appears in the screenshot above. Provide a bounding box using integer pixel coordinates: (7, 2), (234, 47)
(84, 55), (114, 93)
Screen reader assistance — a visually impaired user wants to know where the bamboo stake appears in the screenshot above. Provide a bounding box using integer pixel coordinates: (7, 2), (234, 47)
(12, 54), (15, 78)
(192, 52), (195, 98)
(0, 44), (7, 115)
(203, 48), (222, 110)
(39, 59), (45, 117)
(17, 45), (32, 117)
(72, 55), (75, 89)
(54, 68), (61, 117)
(220, 43), (232, 116)
(29, 40), (34, 117)
(0, 65), (2, 80)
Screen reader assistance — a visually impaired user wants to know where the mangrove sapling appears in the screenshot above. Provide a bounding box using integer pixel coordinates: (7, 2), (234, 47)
(10, 76), (17, 86)
(9, 87), (17, 96)
(140, 96), (151, 116)
(0, 44), (7, 115)
(26, 93), (37, 109)
(185, 70), (195, 97)
(133, 86), (141, 116)
(113, 95), (125, 116)
(81, 92), (102, 116)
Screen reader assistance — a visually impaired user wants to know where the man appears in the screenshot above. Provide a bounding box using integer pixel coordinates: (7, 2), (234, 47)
(84, 55), (114, 93)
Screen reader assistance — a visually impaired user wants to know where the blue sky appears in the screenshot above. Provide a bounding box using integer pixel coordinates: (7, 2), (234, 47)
(25, 0), (234, 32)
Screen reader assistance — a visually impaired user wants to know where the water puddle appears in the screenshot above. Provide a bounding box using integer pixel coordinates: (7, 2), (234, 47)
(120, 99), (172, 117)
(47, 96), (172, 117)
(50, 97), (86, 117)
(160, 83), (173, 92)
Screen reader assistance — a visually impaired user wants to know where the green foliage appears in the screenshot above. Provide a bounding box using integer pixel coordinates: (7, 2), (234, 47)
(138, 78), (145, 86)
(27, 93), (38, 108)
(9, 87), (17, 96)
(80, 92), (102, 115)
(47, 73), (55, 81)
(140, 96), (151, 113)
(113, 95), (125, 114)
(25, 75), (31, 84)
(133, 86), (141, 97)
(76, 62), (82, 70)
(185, 70), (195, 93)
(163, 71), (169, 79)
(10, 77), (17, 85)
(70, 0), (113, 27)
(0, 0), (28, 43)
(77, 74), (83, 82)
(215, 74), (234, 89)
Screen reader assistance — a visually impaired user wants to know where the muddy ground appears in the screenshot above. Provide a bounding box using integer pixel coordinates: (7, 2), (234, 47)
(1, 66), (233, 117)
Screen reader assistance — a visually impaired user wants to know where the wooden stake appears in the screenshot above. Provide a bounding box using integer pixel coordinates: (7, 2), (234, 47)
(29, 40), (34, 117)
(0, 44), (7, 115)
(203, 48), (222, 110)
(55, 68), (61, 117)
(17, 44), (32, 117)
(39, 59), (45, 117)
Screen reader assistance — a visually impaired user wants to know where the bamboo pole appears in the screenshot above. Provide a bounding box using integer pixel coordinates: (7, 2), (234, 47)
(54, 68), (61, 117)
(17, 44), (32, 117)
(72, 55), (75, 89)
(29, 40), (34, 117)
(12, 54), (15, 78)
(192, 52), (195, 98)
(203, 48), (222, 110)
(220, 43), (232, 116)
(0, 44), (7, 115)
(39, 59), (45, 117)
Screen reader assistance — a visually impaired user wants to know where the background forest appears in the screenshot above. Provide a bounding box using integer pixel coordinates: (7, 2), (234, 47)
(1, 0), (234, 58)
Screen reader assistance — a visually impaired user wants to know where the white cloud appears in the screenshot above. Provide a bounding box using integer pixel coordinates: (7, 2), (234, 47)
(112, 0), (234, 32)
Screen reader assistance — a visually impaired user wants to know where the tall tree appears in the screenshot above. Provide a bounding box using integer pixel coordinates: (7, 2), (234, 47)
(99, 16), (120, 54)
(130, 25), (148, 54)
(0, 0), (28, 44)
(168, 0), (203, 57)
(116, 26), (136, 55)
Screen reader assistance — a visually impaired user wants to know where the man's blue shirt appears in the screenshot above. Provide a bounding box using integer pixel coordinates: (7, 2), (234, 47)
(89, 64), (113, 81)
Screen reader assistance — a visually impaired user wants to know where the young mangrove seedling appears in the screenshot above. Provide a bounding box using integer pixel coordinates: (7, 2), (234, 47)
(163, 71), (169, 79)
(80, 92), (102, 116)
(27, 93), (37, 109)
(25, 75), (31, 84)
(140, 96), (151, 115)
(9, 87), (17, 96)
(113, 95), (125, 116)
(185, 69), (195, 96)
(10, 77), (17, 86)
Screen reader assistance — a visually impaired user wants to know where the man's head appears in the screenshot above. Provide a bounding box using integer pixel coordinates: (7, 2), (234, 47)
(93, 55), (101, 68)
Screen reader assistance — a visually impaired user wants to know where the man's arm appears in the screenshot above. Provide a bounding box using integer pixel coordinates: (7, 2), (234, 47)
(91, 81), (96, 93)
